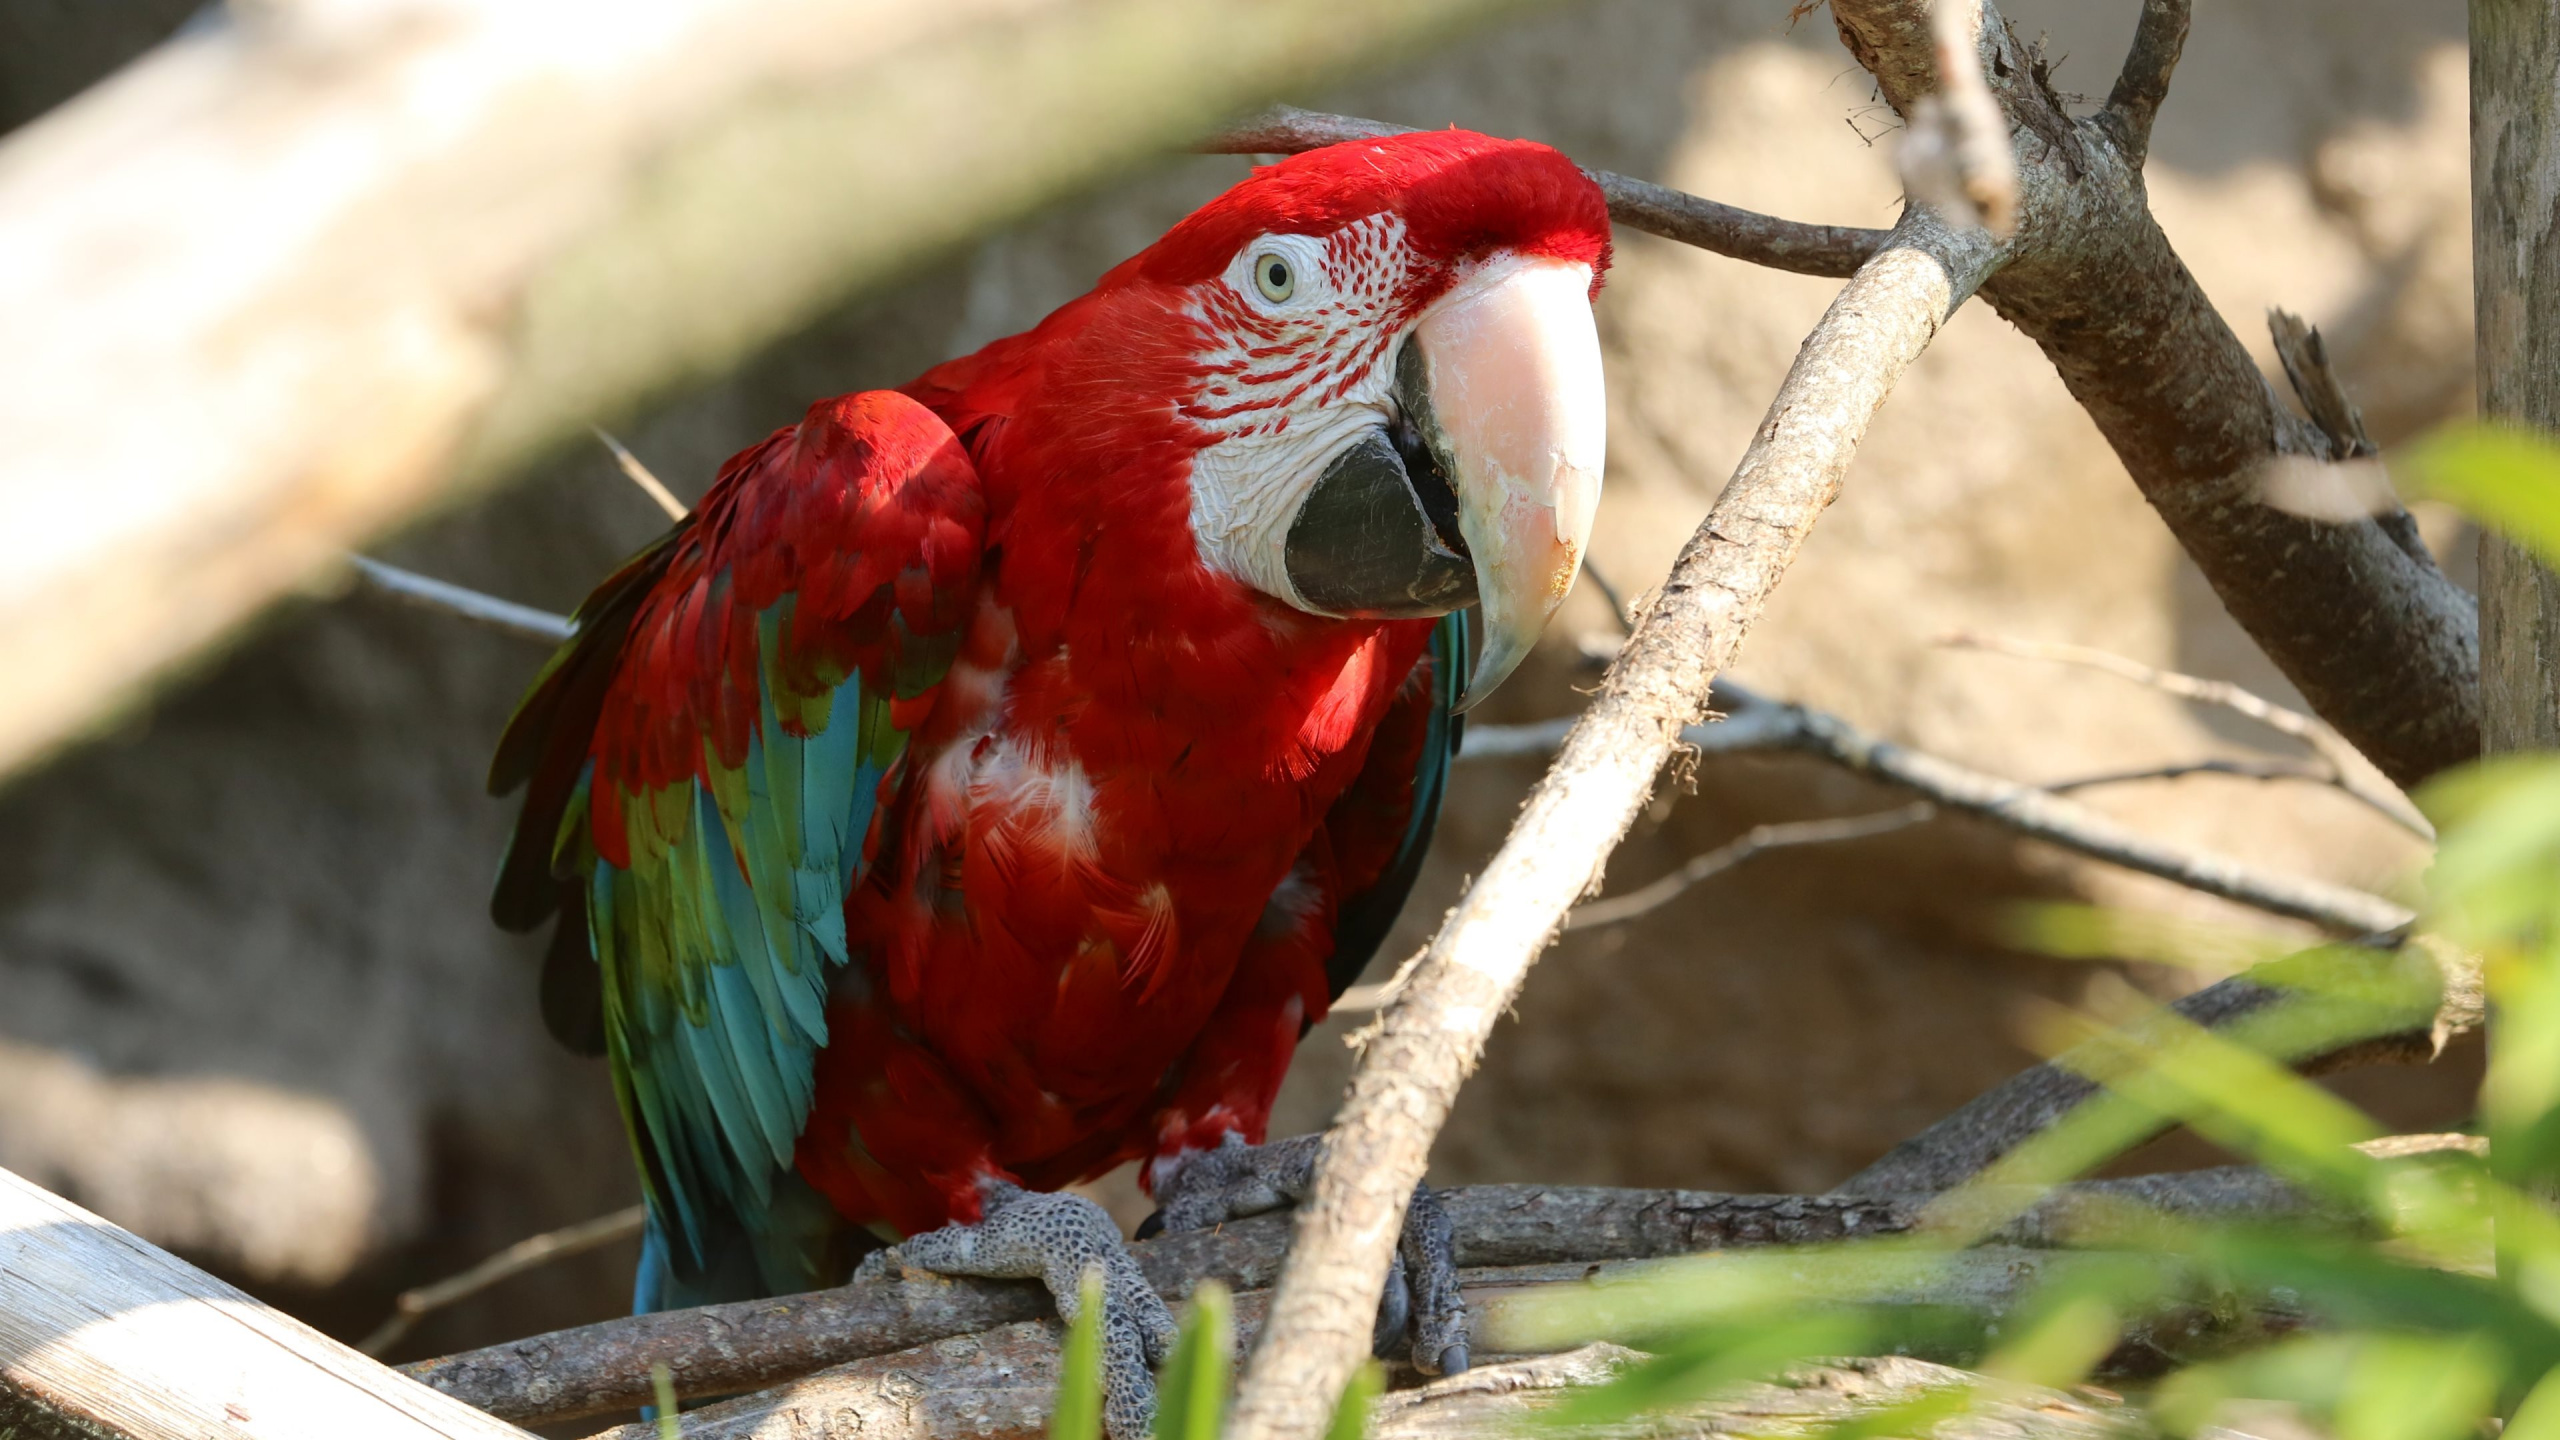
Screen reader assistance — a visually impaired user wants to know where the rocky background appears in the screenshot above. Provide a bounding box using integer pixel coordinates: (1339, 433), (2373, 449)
(0, 0), (2482, 1362)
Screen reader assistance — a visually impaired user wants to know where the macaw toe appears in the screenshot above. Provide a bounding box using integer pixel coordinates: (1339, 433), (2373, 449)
(882, 1180), (1174, 1440)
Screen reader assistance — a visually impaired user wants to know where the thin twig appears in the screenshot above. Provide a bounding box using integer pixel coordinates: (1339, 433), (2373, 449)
(592, 429), (690, 521)
(1706, 686), (2416, 937)
(1577, 556), (1637, 636)
(1208, 106), (1890, 280)
(1563, 803), (1936, 931)
(2100, 0), (2194, 168)
(348, 557), (573, 646)
(1939, 631), (2433, 838)
(412, 1172), (2316, 1428)
(1221, 206), (2002, 1440)
(362, 1206), (646, 1357)
(1465, 683), (2411, 938)
(2042, 757), (2332, 794)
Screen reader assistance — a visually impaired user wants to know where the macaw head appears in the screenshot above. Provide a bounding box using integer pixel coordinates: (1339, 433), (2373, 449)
(1126, 130), (1613, 710)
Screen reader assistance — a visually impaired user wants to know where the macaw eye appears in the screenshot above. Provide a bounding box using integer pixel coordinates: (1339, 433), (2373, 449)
(1252, 252), (1296, 303)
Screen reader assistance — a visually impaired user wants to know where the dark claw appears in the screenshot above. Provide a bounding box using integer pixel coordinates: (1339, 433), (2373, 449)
(1371, 1252), (1412, 1356)
(1133, 1208), (1166, 1241)
(1437, 1341), (1470, 1376)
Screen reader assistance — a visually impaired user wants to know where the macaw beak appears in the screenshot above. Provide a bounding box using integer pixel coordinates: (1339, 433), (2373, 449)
(1281, 254), (1607, 711)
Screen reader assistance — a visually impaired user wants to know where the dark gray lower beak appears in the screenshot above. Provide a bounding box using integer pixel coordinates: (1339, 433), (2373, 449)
(1282, 343), (1477, 619)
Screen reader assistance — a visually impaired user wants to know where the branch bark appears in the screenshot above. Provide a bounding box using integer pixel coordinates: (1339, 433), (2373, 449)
(2471, 0), (2560, 753)
(1825, 0), (2478, 791)
(1834, 940), (2485, 1197)
(1219, 206), (2001, 1440)
(0, 0), (1534, 781)
(2098, 0), (2193, 168)
(1210, 105), (1888, 278)
(409, 1171), (2302, 1427)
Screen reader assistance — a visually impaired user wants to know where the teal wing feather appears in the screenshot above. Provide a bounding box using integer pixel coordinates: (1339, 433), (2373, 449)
(489, 393), (985, 1304)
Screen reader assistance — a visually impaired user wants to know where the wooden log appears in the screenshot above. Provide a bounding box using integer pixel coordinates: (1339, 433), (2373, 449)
(0, 0), (1523, 780)
(0, 1164), (532, 1438)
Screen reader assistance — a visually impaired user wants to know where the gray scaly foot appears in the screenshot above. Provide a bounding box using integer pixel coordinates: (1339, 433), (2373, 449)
(1144, 1132), (1469, 1376)
(860, 1179), (1176, 1438)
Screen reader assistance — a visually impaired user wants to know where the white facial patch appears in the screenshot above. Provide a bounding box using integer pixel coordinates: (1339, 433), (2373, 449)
(1178, 215), (1415, 610)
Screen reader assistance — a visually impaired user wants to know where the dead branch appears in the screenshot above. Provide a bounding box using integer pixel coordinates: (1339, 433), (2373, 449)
(1564, 803), (1937, 931)
(2266, 310), (2375, 461)
(1209, 106), (1889, 279)
(1939, 631), (2432, 837)
(0, 1163), (533, 1439)
(408, 1171), (2306, 1427)
(361, 1206), (645, 1358)
(1834, 939), (2485, 1197)
(1221, 203), (2003, 1440)
(0, 0), (1536, 784)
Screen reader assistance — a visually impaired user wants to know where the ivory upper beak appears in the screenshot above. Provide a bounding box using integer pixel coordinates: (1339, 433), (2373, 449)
(1411, 255), (1607, 711)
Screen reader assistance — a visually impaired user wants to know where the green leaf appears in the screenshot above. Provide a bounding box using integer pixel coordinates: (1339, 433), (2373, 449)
(1324, 1360), (1383, 1440)
(1052, 1266), (1107, 1440)
(2399, 423), (2560, 573)
(1153, 1281), (1233, 1440)
(651, 1362), (681, 1440)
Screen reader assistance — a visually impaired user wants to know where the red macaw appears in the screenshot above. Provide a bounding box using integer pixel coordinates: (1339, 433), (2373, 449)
(490, 129), (1609, 1433)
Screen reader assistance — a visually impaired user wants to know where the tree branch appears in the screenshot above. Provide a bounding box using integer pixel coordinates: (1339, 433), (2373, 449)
(2100, 0), (2194, 169)
(1834, 940), (2485, 1197)
(1562, 802), (1937, 931)
(411, 1172), (2315, 1429)
(1208, 105), (1889, 279)
(1822, 0), (2479, 791)
(1220, 206), (2002, 1440)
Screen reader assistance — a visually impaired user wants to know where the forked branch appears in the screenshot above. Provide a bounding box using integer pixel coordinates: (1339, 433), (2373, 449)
(2102, 0), (2195, 168)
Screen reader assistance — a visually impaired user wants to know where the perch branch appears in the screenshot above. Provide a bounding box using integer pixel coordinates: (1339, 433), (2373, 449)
(1834, 940), (2485, 1196)
(0, 0), (1541, 783)
(413, 1172), (2313, 1428)
(1939, 631), (2432, 837)
(1564, 802), (1937, 931)
(1208, 106), (1890, 279)
(1220, 206), (2002, 1440)
(361, 1205), (645, 1357)
(2042, 757), (2333, 793)
(2100, 0), (2193, 168)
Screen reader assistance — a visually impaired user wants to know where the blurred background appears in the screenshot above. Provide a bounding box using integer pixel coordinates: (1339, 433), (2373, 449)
(0, 0), (2480, 1370)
